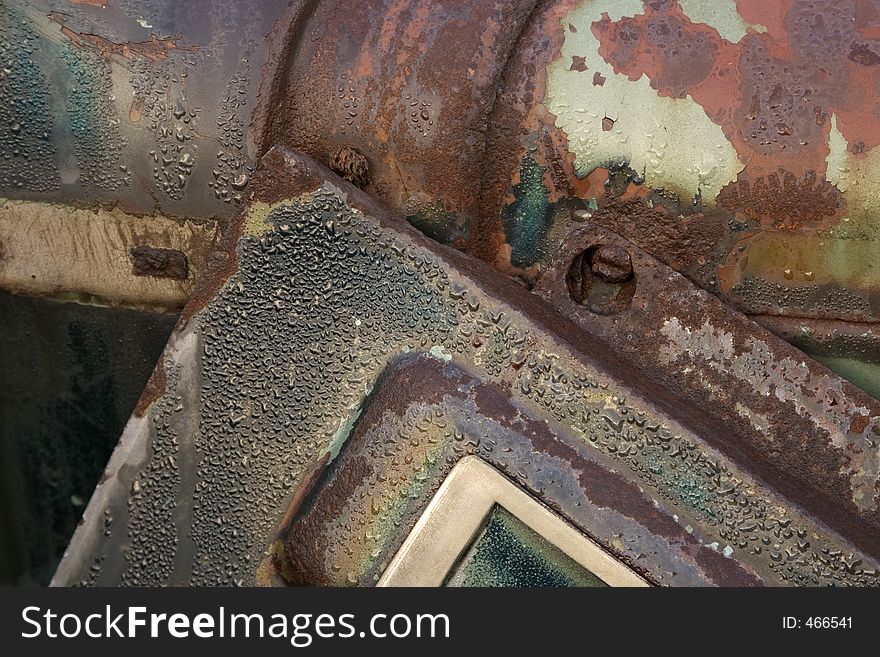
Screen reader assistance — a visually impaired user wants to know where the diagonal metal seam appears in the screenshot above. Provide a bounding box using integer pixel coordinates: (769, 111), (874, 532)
(535, 221), (880, 555)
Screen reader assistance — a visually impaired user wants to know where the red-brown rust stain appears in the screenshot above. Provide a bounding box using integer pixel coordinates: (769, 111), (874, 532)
(178, 216), (240, 324)
(252, 0), (320, 154)
(128, 97), (144, 123)
(593, 0), (880, 232)
(716, 230), (759, 294)
(716, 169), (843, 231)
(50, 13), (199, 62)
(265, 0), (540, 243)
(279, 451), (372, 586)
(570, 54), (588, 71)
(850, 413), (872, 435)
(585, 166), (609, 197)
(133, 357), (166, 418)
(276, 452), (330, 538)
(589, 196), (726, 273)
(130, 246), (188, 279)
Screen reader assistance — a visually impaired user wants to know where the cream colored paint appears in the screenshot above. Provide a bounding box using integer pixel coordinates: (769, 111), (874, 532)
(242, 201), (276, 236)
(0, 199), (220, 310)
(545, 0), (744, 204)
(678, 0), (766, 43)
(826, 113), (880, 228)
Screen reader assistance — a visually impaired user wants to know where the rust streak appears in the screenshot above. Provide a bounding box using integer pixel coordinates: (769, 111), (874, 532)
(50, 13), (198, 62)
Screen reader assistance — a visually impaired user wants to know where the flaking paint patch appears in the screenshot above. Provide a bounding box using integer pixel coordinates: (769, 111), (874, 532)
(327, 405), (364, 462)
(243, 201), (275, 236)
(243, 196), (315, 236)
(328, 377), (375, 463)
(428, 345), (453, 362)
(735, 402), (771, 435)
(545, 0), (744, 204)
(826, 114), (880, 231)
(677, 0), (766, 43)
(660, 317), (880, 511)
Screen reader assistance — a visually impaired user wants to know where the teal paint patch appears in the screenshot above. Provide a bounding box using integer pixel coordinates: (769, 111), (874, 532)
(60, 44), (128, 191)
(501, 155), (552, 268)
(405, 200), (468, 245)
(0, 6), (59, 192)
(445, 505), (607, 588)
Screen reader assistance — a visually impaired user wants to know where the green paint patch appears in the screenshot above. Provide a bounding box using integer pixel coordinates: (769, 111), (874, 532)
(738, 232), (880, 294)
(445, 505), (606, 587)
(405, 200), (468, 245)
(501, 155), (552, 268)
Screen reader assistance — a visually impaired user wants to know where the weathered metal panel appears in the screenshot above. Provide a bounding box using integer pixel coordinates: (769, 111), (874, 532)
(52, 147), (880, 586)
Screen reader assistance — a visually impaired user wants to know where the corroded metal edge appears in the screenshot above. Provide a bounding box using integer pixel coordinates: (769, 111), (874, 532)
(535, 221), (880, 557)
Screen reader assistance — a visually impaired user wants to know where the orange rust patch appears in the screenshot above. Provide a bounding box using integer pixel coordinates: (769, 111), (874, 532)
(850, 413), (871, 435)
(716, 169), (845, 232)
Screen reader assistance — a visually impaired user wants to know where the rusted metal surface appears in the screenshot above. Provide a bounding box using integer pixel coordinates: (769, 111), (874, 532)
(535, 220), (880, 555)
(275, 354), (760, 586)
(752, 315), (880, 401)
(258, 0), (543, 247)
(130, 246), (188, 280)
(251, 0), (880, 376)
(0, 0), (878, 585)
(3, 0), (880, 391)
(52, 147), (880, 586)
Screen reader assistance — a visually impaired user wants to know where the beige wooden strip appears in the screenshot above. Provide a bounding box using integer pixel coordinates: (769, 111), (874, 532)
(0, 199), (220, 311)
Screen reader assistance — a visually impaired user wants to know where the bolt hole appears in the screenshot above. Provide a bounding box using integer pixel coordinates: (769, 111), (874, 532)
(566, 244), (635, 315)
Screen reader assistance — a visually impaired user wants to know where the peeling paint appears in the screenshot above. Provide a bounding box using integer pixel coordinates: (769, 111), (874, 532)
(428, 345), (453, 363)
(0, 199), (220, 311)
(827, 113), (880, 230)
(660, 316), (880, 511)
(677, 0), (765, 43)
(545, 0), (744, 204)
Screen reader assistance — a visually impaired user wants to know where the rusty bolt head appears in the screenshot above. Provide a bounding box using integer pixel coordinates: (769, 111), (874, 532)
(591, 245), (633, 283)
(329, 146), (370, 188)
